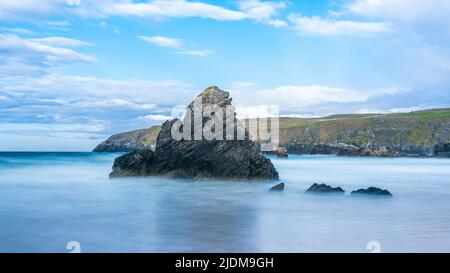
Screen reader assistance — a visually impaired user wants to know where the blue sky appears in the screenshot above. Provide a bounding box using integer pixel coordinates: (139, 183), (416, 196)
(1, 0), (450, 151)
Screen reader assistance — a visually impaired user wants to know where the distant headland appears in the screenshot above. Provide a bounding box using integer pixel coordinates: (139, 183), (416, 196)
(95, 106), (450, 158)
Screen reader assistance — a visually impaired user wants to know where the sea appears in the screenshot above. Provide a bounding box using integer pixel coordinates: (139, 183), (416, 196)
(1, 152), (450, 252)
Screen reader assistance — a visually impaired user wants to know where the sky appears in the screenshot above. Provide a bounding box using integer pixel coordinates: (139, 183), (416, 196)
(1, 0), (450, 151)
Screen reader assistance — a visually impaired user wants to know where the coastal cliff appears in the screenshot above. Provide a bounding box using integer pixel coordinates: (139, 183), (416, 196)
(277, 109), (450, 157)
(95, 108), (450, 157)
(93, 126), (160, 152)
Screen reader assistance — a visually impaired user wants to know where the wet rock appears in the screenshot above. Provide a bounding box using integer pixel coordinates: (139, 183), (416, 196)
(270, 182), (285, 191)
(351, 187), (393, 196)
(305, 183), (345, 193)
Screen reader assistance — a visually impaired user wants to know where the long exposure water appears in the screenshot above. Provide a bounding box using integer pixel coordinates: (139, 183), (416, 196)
(1, 152), (450, 252)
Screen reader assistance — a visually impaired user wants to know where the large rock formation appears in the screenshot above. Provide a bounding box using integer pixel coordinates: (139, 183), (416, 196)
(110, 86), (279, 180)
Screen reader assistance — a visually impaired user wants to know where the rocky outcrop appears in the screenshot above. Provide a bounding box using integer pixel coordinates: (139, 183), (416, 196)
(337, 146), (402, 157)
(110, 86), (279, 180)
(351, 187), (393, 196)
(93, 126), (160, 152)
(305, 183), (345, 193)
(270, 183), (285, 191)
(265, 147), (289, 158)
(434, 142), (450, 157)
(285, 143), (359, 155)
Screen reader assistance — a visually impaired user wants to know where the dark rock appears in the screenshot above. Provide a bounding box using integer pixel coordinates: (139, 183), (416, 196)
(111, 150), (154, 176)
(434, 142), (450, 157)
(270, 182), (285, 191)
(110, 86), (279, 180)
(306, 183), (345, 193)
(338, 146), (403, 157)
(265, 147), (288, 158)
(287, 143), (359, 155)
(351, 187), (393, 196)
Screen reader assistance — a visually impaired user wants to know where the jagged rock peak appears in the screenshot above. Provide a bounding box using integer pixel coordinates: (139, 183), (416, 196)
(188, 86), (232, 109)
(110, 86), (279, 180)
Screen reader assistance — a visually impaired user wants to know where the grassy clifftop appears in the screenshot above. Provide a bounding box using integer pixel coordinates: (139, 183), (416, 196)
(276, 108), (450, 155)
(95, 108), (450, 155)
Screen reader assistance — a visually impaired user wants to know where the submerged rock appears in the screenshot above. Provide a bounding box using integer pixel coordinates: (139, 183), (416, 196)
(270, 182), (285, 191)
(306, 183), (345, 193)
(351, 187), (392, 196)
(110, 86), (279, 180)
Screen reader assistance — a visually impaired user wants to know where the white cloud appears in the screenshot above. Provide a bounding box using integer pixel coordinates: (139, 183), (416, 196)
(175, 49), (214, 57)
(230, 84), (403, 111)
(99, 21), (120, 34)
(66, 0), (81, 7)
(0, 57), (46, 76)
(0, 34), (96, 64)
(105, 0), (247, 21)
(0, 95), (10, 101)
(138, 35), (214, 57)
(267, 19), (287, 27)
(0, 122), (105, 135)
(137, 114), (172, 122)
(0, 72), (194, 105)
(138, 35), (182, 49)
(237, 0), (286, 21)
(73, 99), (157, 110)
(388, 106), (428, 113)
(1, 27), (35, 35)
(288, 14), (390, 36)
(29, 36), (92, 47)
(347, 0), (450, 24)
(0, 0), (287, 29)
(43, 20), (71, 29)
(0, 0), (64, 21)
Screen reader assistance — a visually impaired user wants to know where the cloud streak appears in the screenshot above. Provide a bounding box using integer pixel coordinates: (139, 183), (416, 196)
(0, 33), (96, 65)
(138, 35), (214, 57)
(288, 14), (390, 36)
(0, 0), (287, 28)
(230, 83), (404, 111)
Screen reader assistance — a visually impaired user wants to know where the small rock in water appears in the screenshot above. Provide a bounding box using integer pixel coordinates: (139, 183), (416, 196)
(306, 183), (345, 193)
(270, 182), (285, 191)
(351, 187), (392, 196)
(274, 147), (288, 158)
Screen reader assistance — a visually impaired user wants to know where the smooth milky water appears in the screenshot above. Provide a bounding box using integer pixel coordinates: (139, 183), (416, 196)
(1, 152), (450, 252)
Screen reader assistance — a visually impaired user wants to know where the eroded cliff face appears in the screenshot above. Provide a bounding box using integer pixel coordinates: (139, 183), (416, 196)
(96, 109), (450, 157)
(93, 126), (160, 152)
(110, 86), (279, 180)
(278, 111), (450, 157)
